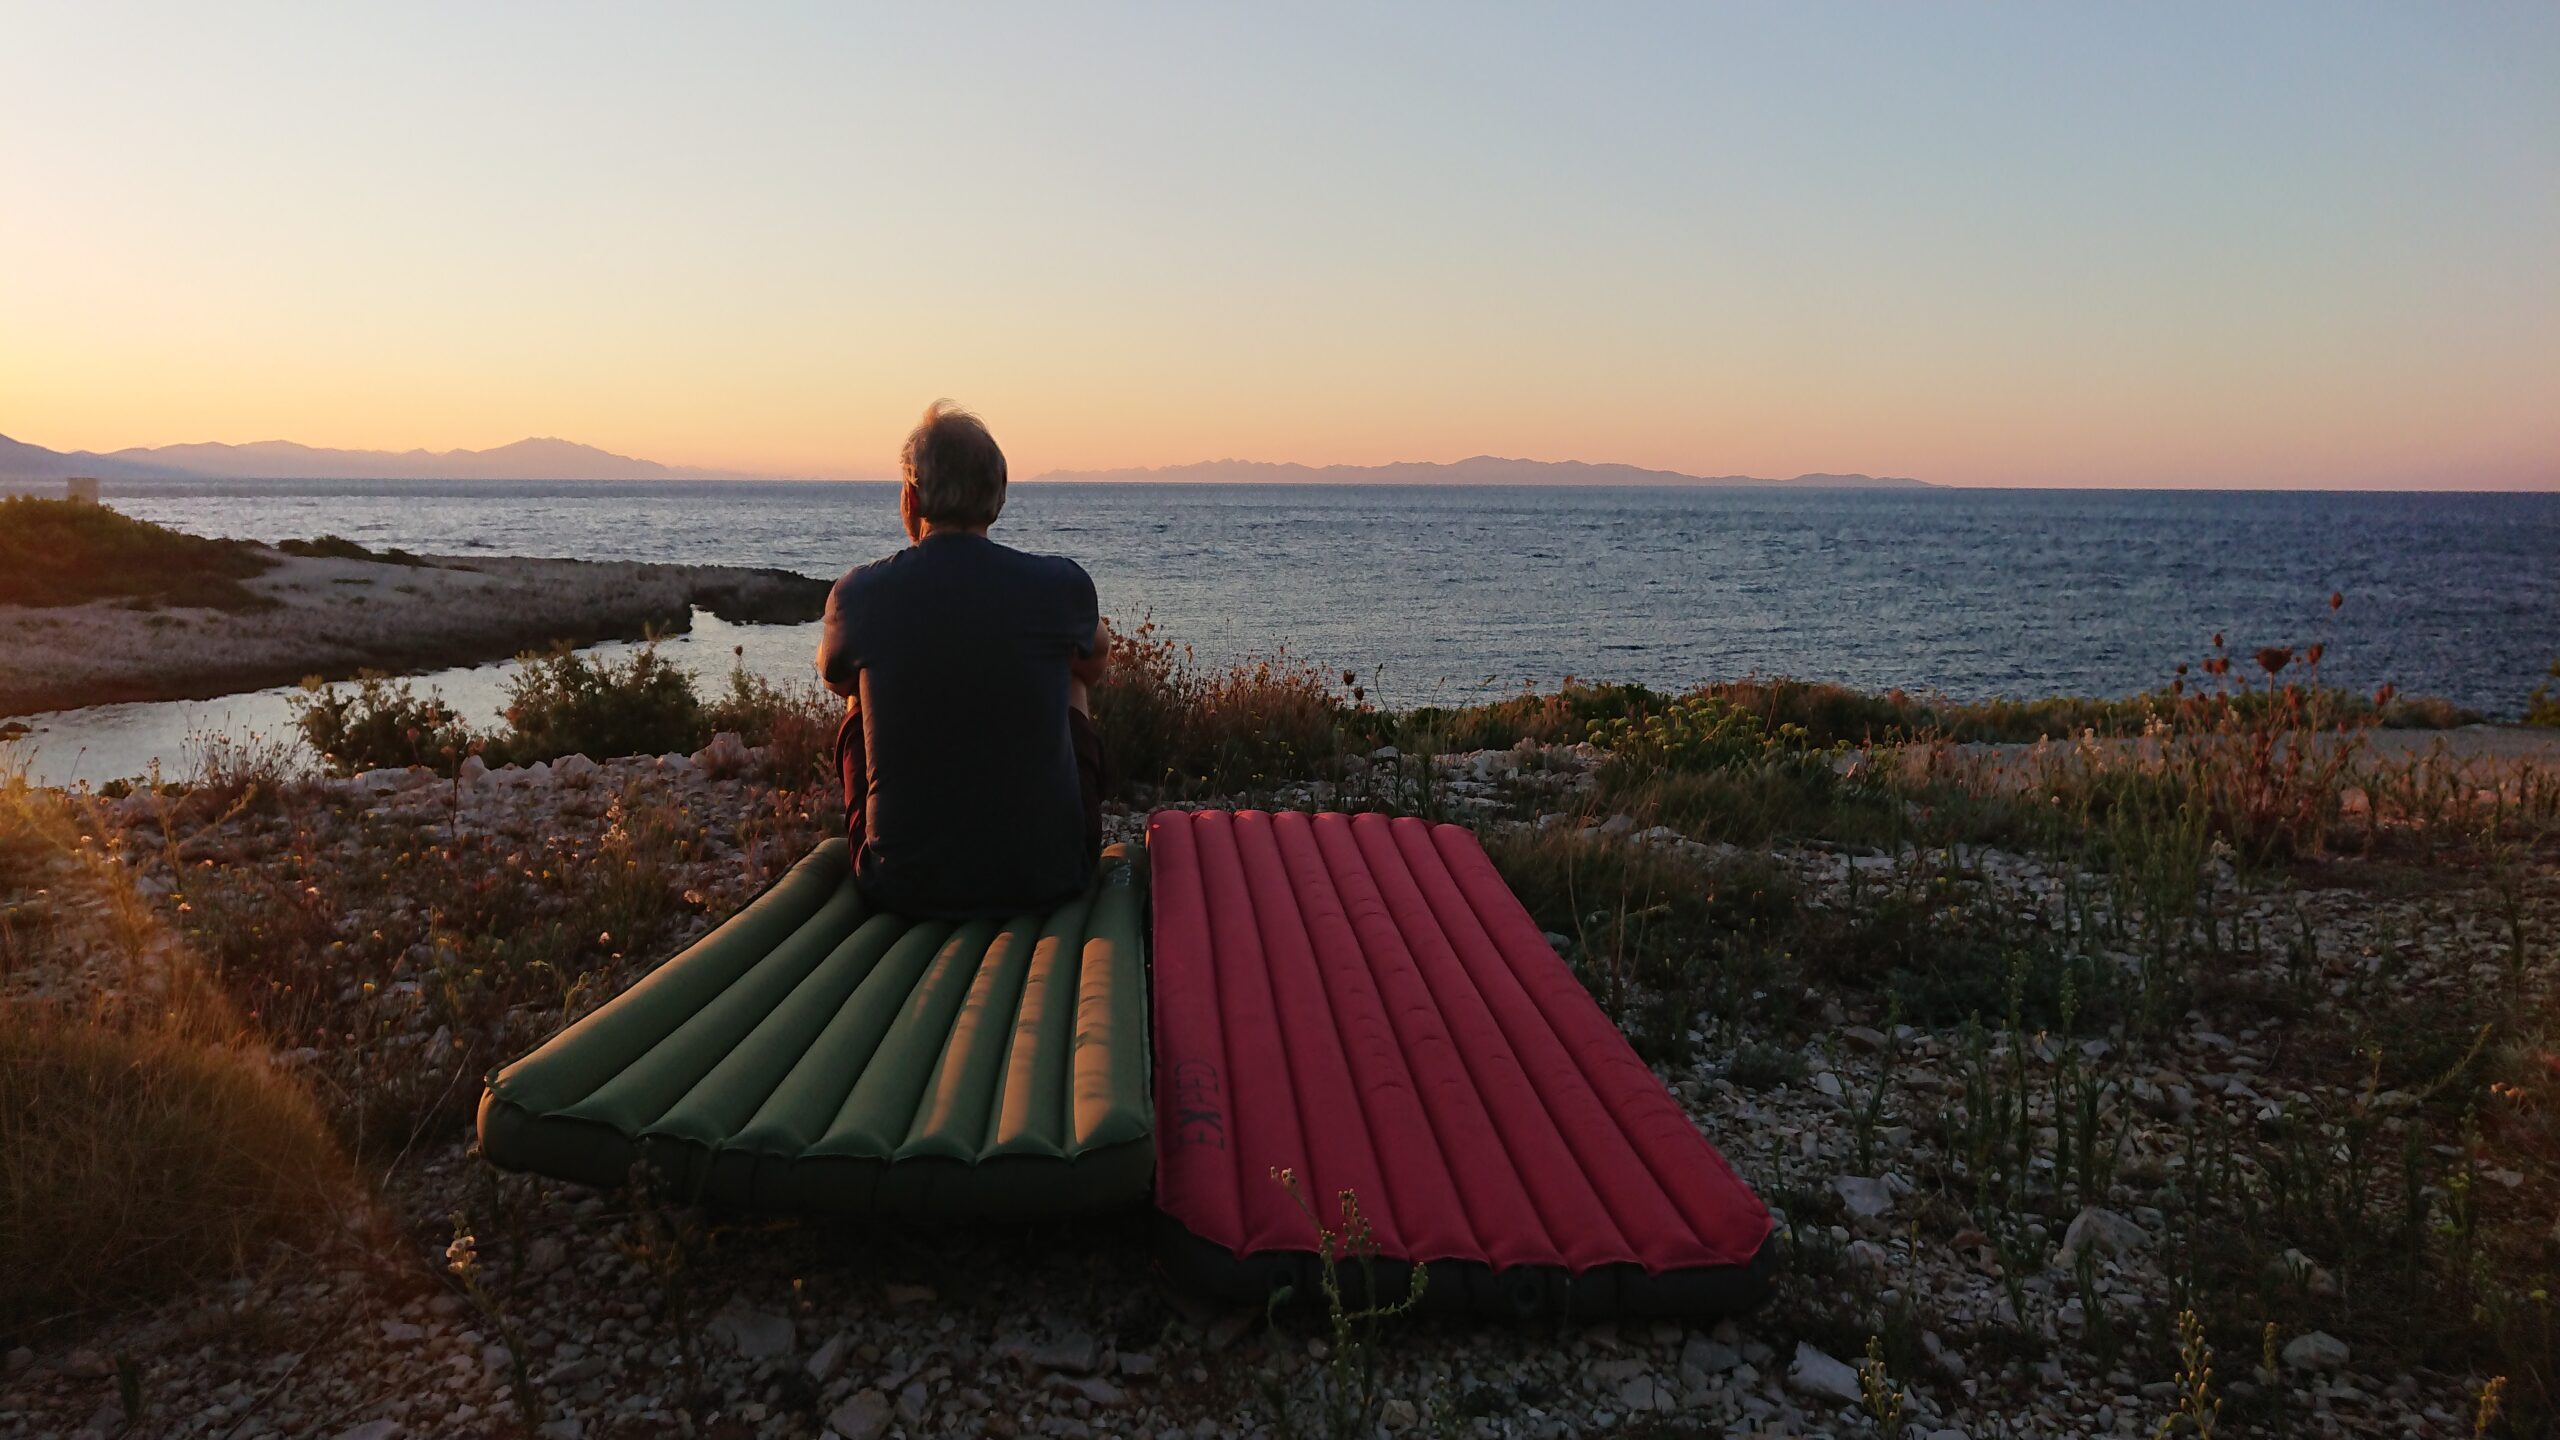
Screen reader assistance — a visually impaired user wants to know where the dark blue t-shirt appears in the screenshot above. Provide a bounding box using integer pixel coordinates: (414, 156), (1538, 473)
(817, 533), (1100, 917)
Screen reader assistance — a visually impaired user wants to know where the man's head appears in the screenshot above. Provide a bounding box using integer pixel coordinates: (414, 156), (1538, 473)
(899, 401), (1006, 538)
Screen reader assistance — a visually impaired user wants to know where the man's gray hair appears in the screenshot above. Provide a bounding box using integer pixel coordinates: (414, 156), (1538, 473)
(901, 400), (1007, 528)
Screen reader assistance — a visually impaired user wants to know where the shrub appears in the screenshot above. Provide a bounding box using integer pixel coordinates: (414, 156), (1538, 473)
(1090, 618), (1358, 796)
(703, 664), (844, 785)
(178, 724), (310, 816)
(0, 496), (275, 611)
(292, 673), (480, 775)
(1587, 692), (1839, 782)
(490, 644), (707, 765)
(275, 534), (433, 567)
(1396, 680), (1665, 752)
(2529, 661), (2560, 728)
(1402, 676), (1658, 753)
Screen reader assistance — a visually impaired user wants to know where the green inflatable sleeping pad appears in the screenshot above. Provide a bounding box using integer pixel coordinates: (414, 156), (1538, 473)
(477, 838), (1152, 1218)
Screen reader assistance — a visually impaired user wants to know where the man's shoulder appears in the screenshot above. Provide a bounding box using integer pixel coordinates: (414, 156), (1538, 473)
(980, 537), (1086, 574)
(831, 546), (921, 597)
(980, 540), (1095, 598)
(832, 537), (1091, 604)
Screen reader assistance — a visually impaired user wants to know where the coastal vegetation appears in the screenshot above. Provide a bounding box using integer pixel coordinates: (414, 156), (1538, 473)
(0, 496), (276, 612)
(292, 650), (841, 782)
(275, 534), (436, 567)
(3, 618), (2554, 1435)
(2531, 661), (2560, 727)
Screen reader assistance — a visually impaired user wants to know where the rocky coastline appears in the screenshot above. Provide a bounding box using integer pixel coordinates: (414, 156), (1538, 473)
(0, 547), (828, 717)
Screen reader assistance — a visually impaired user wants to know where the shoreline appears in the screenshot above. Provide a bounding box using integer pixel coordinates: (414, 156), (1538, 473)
(0, 547), (828, 718)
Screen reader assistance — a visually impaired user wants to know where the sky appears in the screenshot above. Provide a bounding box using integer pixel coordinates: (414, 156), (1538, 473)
(3, 4), (2555, 488)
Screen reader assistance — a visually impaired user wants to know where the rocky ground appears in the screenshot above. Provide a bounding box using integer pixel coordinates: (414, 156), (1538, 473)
(0, 549), (827, 716)
(2, 741), (2549, 1439)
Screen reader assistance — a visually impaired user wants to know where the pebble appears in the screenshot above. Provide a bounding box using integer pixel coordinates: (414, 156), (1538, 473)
(806, 1332), (851, 1383)
(826, 1389), (891, 1440)
(1785, 1343), (1863, 1405)
(2282, 1332), (2351, 1372)
(1047, 1373), (1129, 1407)
(705, 1304), (794, 1362)
(2055, 1206), (2147, 1265)
(1012, 1332), (1100, 1374)
(1830, 1174), (1893, 1218)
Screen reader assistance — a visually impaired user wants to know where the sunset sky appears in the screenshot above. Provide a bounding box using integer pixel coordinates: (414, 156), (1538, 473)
(4, 4), (2555, 488)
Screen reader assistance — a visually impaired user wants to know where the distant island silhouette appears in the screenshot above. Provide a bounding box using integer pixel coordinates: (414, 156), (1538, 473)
(1034, 457), (1935, 488)
(0, 433), (758, 484)
(4, 431), (1930, 489)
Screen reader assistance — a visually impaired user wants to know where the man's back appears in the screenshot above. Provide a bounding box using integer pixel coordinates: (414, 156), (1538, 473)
(819, 532), (1100, 917)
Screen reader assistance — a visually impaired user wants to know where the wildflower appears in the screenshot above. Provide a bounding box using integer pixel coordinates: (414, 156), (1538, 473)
(2255, 646), (2292, 675)
(2330, 590), (2344, 610)
(2477, 1375), (2508, 1435)
(2304, 642), (2324, 667)
(445, 1232), (479, 1277)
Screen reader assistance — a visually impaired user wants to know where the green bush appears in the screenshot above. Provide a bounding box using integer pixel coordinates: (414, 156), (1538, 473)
(491, 645), (707, 765)
(1588, 692), (1833, 778)
(292, 673), (479, 775)
(1395, 680), (1664, 752)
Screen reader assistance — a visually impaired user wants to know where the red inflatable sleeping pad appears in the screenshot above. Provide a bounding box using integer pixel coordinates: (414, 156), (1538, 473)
(1148, 808), (1777, 1317)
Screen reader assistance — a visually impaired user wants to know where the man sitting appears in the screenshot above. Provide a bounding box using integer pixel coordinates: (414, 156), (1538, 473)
(816, 402), (1108, 917)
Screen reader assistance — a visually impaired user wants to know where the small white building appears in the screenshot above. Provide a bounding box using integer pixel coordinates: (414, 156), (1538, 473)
(65, 476), (101, 504)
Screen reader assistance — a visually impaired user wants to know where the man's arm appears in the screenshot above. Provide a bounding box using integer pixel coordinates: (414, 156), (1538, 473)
(1069, 617), (1108, 689)
(1067, 617), (1106, 717)
(816, 576), (860, 698)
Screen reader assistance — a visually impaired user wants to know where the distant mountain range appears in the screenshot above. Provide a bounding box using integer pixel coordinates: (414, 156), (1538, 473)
(0, 433), (757, 483)
(2, 431), (1932, 489)
(1034, 457), (1935, 488)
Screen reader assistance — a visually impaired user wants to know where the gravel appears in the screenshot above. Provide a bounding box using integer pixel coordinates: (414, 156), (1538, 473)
(2, 739), (2543, 1438)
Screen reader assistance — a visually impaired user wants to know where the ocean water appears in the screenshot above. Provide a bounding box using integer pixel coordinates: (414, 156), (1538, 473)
(12, 480), (2556, 786)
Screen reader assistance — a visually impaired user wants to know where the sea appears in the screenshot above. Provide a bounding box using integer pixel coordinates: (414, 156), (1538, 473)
(11, 480), (2556, 787)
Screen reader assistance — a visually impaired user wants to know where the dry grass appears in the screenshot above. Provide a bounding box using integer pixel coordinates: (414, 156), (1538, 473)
(0, 1005), (345, 1333)
(0, 770), (346, 1338)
